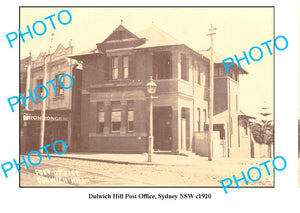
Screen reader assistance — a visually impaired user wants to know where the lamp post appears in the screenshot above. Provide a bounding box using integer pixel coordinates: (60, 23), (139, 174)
(146, 76), (157, 162)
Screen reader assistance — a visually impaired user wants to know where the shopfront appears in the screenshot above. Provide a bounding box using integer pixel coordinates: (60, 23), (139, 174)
(20, 110), (71, 154)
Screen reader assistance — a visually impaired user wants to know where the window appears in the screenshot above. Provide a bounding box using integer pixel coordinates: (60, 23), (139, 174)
(128, 101), (134, 132)
(36, 79), (43, 98)
(112, 57), (118, 79)
(153, 52), (172, 79)
(111, 101), (121, 132)
(55, 73), (64, 96)
(97, 102), (105, 133)
(197, 108), (201, 132)
(98, 111), (104, 133)
(111, 111), (121, 132)
(111, 56), (130, 79)
(123, 56), (129, 79)
(128, 111), (134, 132)
(180, 54), (189, 81)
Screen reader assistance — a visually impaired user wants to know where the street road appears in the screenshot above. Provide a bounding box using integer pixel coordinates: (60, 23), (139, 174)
(20, 156), (274, 187)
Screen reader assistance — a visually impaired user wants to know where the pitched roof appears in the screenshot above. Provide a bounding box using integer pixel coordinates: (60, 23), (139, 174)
(135, 26), (247, 74)
(135, 26), (183, 48)
(68, 24), (247, 77)
(102, 25), (140, 44)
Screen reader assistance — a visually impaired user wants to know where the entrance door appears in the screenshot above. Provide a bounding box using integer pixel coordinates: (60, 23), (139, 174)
(181, 118), (186, 150)
(153, 107), (172, 151)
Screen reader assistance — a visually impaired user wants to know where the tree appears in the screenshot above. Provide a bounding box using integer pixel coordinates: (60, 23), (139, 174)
(252, 120), (274, 145)
(251, 106), (274, 145)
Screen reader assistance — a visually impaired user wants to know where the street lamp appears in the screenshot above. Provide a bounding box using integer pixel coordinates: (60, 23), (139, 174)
(146, 76), (157, 162)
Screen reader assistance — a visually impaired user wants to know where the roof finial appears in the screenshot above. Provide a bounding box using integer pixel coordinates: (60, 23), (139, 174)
(120, 19), (123, 25)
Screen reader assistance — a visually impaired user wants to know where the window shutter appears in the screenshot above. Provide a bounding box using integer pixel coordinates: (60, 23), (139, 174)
(128, 55), (135, 79)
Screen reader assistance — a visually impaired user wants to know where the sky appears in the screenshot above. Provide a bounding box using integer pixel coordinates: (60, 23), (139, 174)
(20, 7), (274, 119)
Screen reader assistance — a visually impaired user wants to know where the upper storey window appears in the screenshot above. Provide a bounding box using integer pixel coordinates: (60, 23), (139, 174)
(153, 52), (172, 79)
(112, 57), (119, 79)
(36, 79), (44, 97)
(111, 55), (130, 80)
(123, 56), (129, 79)
(55, 73), (65, 96)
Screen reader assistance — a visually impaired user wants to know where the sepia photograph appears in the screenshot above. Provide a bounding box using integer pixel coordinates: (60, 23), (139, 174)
(19, 7), (274, 187)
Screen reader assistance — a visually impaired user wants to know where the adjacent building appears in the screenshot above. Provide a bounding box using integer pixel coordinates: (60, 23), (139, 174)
(20, 42), (80, 153)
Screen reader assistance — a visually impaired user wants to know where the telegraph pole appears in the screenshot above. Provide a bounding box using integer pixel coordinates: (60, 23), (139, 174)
(206, 24), (217, 161)
(40, 33), (54, 153)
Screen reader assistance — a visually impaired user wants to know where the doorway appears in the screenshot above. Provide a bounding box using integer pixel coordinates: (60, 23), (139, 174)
(181, 107), (190, 151)
(153, 106), (172, 150)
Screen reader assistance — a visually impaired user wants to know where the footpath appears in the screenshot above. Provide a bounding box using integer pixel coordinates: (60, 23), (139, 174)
(41, 152), (210, 166)
(40, 152), (270, 167)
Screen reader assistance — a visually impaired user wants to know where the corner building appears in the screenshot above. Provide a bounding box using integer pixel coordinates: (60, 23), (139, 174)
(70, 24), (249, 156)
(70, 25), (211, 154)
